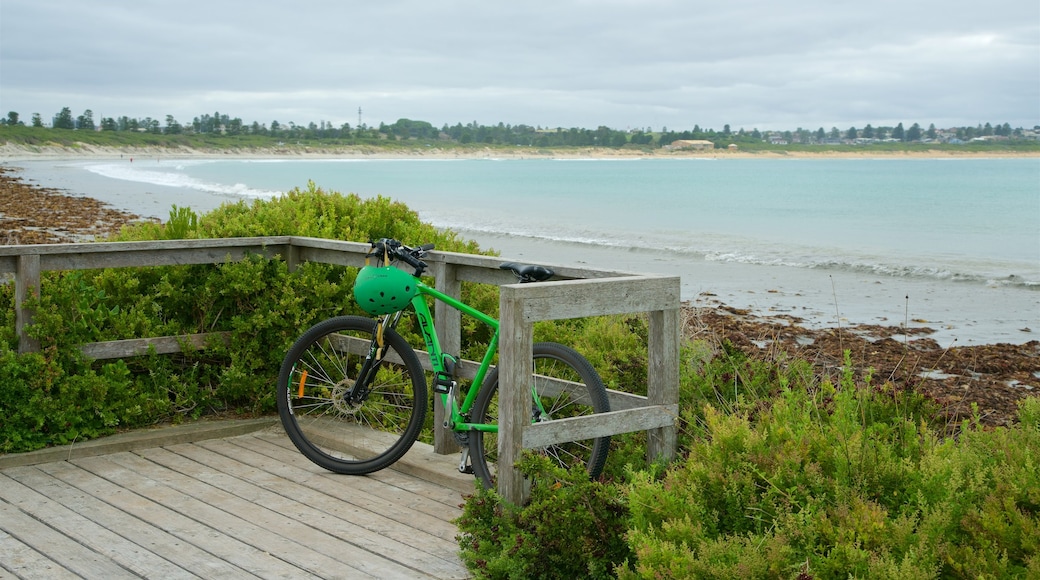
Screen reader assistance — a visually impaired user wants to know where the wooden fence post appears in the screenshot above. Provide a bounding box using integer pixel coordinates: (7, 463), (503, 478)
(647, 307), (679, 463)
(498, 284), (533, 506)
(432, 260), (462, 454)
(15, 254), (41, 354)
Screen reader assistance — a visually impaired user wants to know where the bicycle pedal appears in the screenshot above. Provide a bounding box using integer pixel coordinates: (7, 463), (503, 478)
(458, 465), (474, 475)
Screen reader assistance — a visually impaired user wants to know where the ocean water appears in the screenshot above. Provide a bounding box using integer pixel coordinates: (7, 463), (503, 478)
(8, 156), (1040, 345)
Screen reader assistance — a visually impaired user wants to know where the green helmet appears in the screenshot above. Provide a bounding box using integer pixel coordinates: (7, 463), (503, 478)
(354, 265), (417, 315)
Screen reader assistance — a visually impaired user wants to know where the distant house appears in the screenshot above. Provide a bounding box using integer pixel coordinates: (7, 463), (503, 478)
(667, 139), (714, 150)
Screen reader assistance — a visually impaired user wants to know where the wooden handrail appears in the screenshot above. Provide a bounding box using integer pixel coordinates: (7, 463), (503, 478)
(3, 236), (679, 502)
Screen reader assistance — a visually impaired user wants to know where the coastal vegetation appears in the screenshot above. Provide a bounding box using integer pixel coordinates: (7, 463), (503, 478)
(1, 186), (1037, 578)
(3, 108), (1039, 155)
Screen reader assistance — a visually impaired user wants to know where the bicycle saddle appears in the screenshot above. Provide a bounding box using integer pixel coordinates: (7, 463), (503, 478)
(500, 262), (554, 283)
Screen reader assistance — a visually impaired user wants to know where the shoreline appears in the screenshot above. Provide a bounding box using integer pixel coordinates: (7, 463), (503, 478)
(0, 165), (1036, 425)
(4, 152), (1038, 349)
(3, 142), (1039, 163)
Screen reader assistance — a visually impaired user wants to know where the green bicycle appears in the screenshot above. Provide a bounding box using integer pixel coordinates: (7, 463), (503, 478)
(277, 238), (611, 488)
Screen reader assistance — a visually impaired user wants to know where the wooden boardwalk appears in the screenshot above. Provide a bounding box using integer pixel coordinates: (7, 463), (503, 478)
(0, 421), (474, 579)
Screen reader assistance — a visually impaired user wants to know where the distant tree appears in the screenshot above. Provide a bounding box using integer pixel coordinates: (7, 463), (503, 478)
(77, 109), (96, 131)
(54, 107), (75, 129)
(829, 127), (840, 139)
(875, 126), (887, 140)
(165, 115), (183, 134)
(982, 122), (994, 136)
(723, 124), (731, 136)
(906, 122), (922, 142)
(926, 123), (937, 140)
(225, 117), (244, 135)
(100, 117), (117, 131)
(846, 127), (858, 140)
(141, 117), (160, 133)
(892, 122), (905, 141)
(4, 111), (20, 125)
(31, 113), (43, 127)
(387, 118), (437, 140)
(815, 127), (826, 141)
(862, 124), (874, 139)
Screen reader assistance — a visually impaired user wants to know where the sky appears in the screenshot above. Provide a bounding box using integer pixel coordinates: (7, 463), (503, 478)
(1, 0), (1038, 133)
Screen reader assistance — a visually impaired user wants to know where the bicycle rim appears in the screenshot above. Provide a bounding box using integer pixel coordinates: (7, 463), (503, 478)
(277, 316), (427, 474)
(469, 342), (610, 489)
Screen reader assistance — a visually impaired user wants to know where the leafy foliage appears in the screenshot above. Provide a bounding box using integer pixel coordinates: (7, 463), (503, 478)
(457, 339), (1039, 579)
(1, 183), (488, 452)
(456, 456), (633, 580)
(621, 388), (1039, 579)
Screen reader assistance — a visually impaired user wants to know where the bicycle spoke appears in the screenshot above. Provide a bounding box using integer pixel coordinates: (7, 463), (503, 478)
(469, 342), (610, 489)
(277, 316), (427, 475)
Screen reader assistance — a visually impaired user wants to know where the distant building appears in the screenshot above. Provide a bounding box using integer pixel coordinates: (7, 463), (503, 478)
(666, 139), (714, 150)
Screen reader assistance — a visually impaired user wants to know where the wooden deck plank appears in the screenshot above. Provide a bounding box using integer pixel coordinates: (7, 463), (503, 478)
(222, 432), (465, 524)
(1, 465), (253, 579)
(35, 459), (314, 580)
(162, 439), (465, 560)
(0, 426), (471, 579)
(193, 436), (466, 565)
(251, 427), (476, 501)
(0, 525), (80, 580)
(137, 444), (466, 579)
(0, 470), (195, 579)
(81, 452), (420, 580)
(0, 497), (134, 578)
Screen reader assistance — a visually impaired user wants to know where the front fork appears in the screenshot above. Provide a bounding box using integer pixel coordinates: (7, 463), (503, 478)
(347, 313), (404, 404)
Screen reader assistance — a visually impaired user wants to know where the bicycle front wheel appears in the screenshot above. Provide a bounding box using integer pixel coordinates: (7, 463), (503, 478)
(469, 342), (611, 489)
(277, 315), (427, 475)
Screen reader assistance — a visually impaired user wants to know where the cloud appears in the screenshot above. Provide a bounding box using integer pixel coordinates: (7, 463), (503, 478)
(1, 0), (1037, 131)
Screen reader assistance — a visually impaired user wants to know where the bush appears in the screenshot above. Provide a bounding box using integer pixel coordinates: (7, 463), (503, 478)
(1, 183), (490, 452)
(457, 339), (1039, 579)
(621, 382), (1039, 579)
(456, 455), (633, 579)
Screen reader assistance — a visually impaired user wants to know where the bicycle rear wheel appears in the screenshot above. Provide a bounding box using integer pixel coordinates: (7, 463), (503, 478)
(468, 342), (611, 489)
(277, 315), (427, 474)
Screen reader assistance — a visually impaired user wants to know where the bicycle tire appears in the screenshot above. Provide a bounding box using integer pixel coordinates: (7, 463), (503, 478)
(277, 315), (427, 474)
(469, 342), (611, 489)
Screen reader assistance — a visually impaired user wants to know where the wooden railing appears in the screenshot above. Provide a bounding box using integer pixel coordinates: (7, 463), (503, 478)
(2, 237), (679, 504)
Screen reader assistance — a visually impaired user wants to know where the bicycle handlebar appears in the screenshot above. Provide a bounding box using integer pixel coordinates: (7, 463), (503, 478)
(367, 238), (433, 274)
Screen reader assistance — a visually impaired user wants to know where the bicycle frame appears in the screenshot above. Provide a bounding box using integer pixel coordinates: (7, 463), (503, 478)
(389, 278), (501, 434)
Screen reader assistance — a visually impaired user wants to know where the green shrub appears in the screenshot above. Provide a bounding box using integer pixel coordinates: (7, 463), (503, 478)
(1, 183), (493, 452)
(621, 383), (1039, 579)
(456, 455), (633, 580)
(457, 338), (1037, 579)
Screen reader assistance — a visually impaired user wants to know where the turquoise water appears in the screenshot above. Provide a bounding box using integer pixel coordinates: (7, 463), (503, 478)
(84, 157), (1040, 287)
(10, 156), (1040, 344)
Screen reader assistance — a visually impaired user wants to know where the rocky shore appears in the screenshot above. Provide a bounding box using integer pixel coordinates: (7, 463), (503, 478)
(2, 164), (1036, 427)
(0, 166), (155, 243)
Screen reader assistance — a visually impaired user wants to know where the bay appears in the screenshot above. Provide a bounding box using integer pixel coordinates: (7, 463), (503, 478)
(9, 155), (1040, 345)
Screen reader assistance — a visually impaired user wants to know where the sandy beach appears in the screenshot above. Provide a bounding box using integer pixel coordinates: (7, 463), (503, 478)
(3, 141), (1039, 163)
(1, 158), (1036, 428)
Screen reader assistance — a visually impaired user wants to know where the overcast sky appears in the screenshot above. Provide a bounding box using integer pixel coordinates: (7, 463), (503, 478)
(2, 1), (1038, 132)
